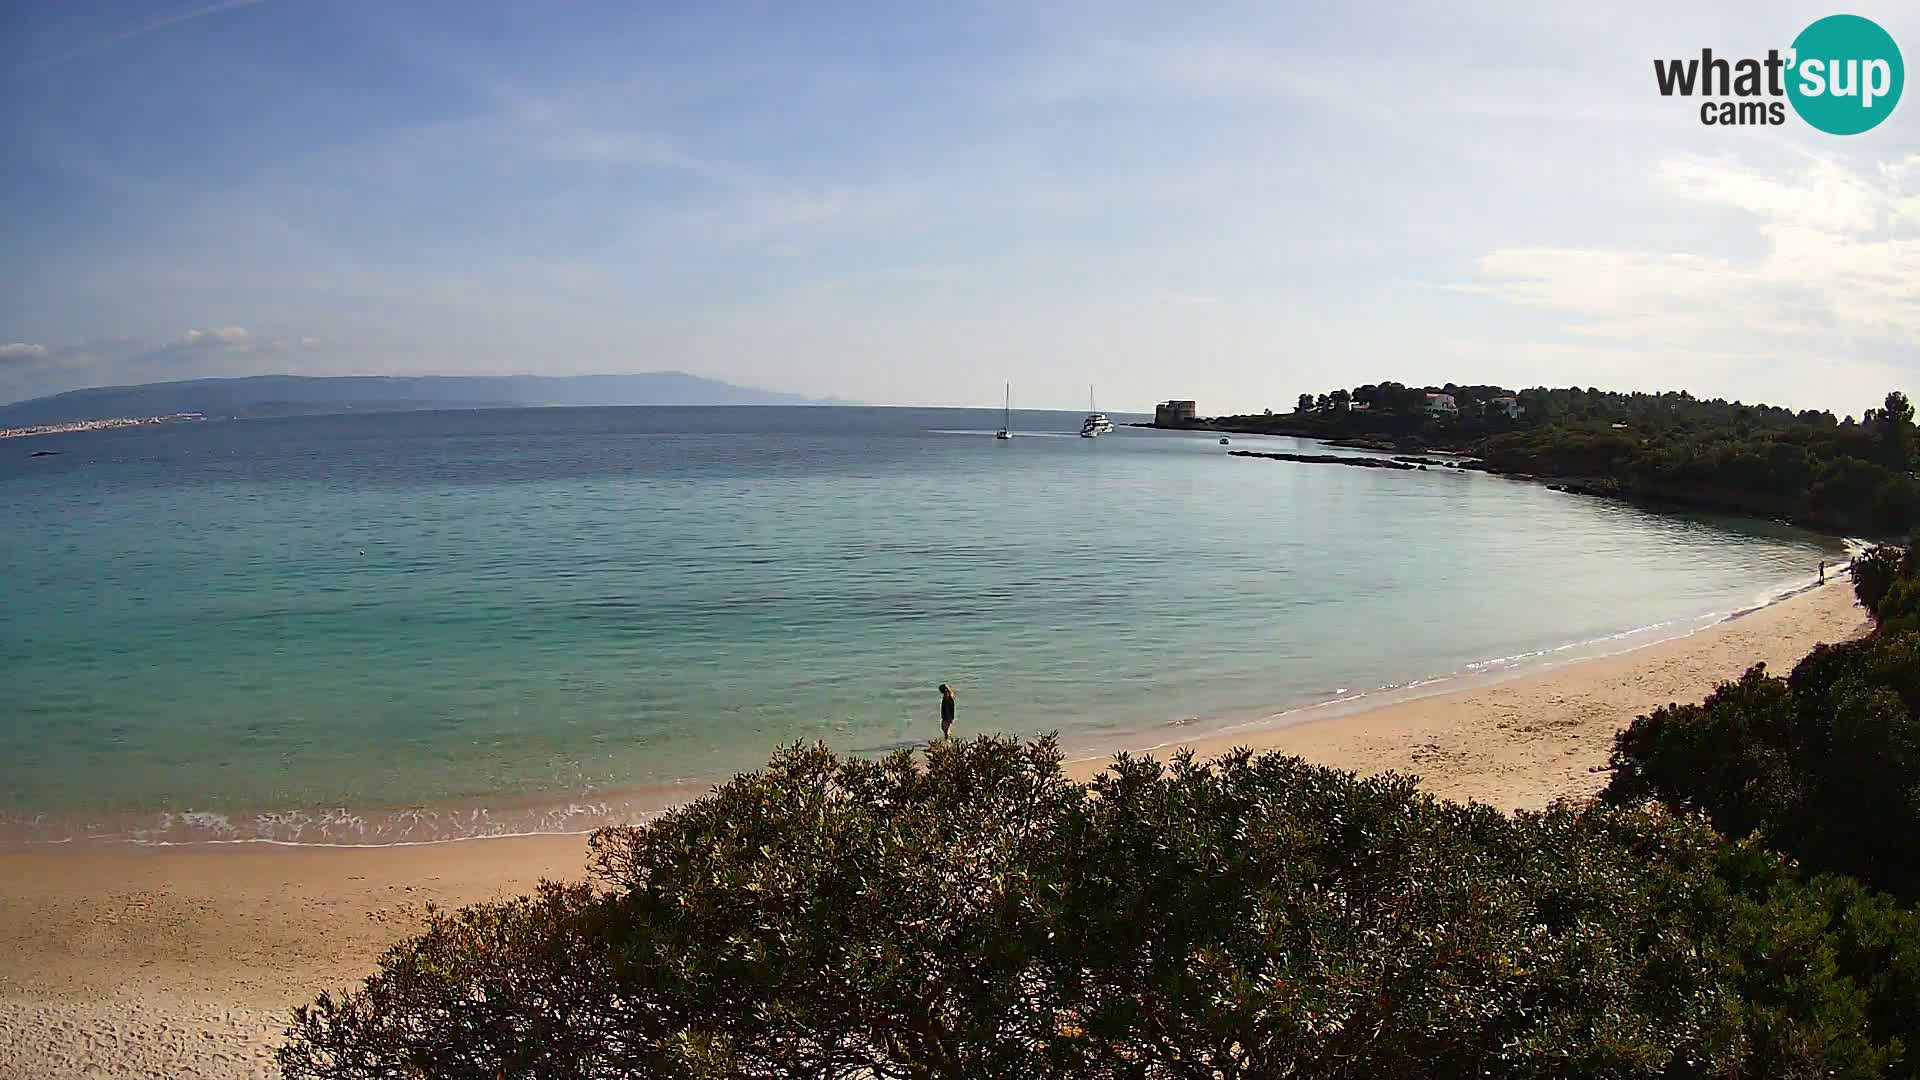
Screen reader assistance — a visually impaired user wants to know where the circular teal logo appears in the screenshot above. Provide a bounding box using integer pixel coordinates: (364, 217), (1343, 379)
(1787, 14), (1903, 135)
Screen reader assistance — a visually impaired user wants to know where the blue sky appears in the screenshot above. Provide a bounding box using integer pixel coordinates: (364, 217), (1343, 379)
(2, 1), (1916, 412)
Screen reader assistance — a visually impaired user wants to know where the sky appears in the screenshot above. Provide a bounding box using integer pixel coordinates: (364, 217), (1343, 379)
(2, 1), (1916, 413)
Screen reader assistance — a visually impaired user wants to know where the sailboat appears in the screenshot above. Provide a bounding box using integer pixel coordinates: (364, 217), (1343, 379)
(1079, 385), (1114, 438)
(995, 383), (1013, 440)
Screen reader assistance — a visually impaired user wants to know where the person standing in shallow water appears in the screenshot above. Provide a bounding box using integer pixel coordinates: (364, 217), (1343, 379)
(938, 683), (956, 739)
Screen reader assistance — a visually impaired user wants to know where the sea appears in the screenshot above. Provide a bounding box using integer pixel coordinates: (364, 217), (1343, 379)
(0, 406), (1846, 846)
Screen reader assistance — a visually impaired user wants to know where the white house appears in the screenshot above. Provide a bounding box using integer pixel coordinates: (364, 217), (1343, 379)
(1424, 392), (1458, 416)
(1487, 395), (1524, 418)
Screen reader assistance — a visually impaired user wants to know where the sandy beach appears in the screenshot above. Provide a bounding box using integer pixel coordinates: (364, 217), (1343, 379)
(0, 580), (1869, 1079)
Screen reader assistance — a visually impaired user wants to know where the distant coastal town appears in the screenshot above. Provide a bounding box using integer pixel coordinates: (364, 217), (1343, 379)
(0, 412), (205, 440)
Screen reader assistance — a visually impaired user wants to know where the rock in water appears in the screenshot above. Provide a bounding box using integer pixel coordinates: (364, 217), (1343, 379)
(1227, 450), (1418, 471)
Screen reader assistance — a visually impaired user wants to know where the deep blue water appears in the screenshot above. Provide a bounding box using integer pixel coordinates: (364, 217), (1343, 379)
(0, 406), (1841, 843)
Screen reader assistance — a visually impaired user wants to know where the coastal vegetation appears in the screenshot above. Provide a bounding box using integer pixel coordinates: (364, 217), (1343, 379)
(1607, 542), (1920, 902)
(1194, 385), (1920, 536)
(284, 728), (1920, 1077)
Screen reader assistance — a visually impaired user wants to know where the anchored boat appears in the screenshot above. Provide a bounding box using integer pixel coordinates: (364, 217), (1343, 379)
(1079, 386), (1113, 438)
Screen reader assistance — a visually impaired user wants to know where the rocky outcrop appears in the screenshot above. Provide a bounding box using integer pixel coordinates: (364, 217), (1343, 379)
(1228, 450), (1418, 470)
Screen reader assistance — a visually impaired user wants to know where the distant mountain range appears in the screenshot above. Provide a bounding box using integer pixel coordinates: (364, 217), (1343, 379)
(0, 373), (842, 426)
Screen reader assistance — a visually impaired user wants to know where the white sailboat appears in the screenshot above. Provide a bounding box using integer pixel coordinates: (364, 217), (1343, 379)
(1079, 385), (1113, 438)
(995, 383), (1013, 440)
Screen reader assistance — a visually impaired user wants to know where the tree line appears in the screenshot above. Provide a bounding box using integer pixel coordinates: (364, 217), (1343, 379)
(1199, 384), (1920, 536)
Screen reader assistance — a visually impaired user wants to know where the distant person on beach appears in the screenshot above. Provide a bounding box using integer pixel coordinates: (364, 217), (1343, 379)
(1820, 560), (1827, 583)
(938, 683), (956, 739)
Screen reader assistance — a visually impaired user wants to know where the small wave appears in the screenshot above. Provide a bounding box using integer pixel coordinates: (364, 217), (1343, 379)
(2, 797), (682, 849)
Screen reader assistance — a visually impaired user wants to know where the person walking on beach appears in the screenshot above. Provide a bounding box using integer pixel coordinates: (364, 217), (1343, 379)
(1820, 560), (1827, 584)
(938, 683), (956, 739)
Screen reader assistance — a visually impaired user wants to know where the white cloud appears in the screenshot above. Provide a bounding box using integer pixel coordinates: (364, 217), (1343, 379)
(172, 325), (253, 350)
(0, 343), (51, 363)
(1470, 155), (1920, 354)
(1653, 157), (1891, 234)
(1449, 153), (1920, 411)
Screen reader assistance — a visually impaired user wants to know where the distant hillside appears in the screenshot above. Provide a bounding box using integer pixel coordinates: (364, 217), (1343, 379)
(0, 373), (836, 426)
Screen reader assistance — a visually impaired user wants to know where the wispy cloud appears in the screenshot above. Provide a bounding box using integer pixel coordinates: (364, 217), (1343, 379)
(16, 0), (272, 74)
(1654, 157), (1893, 234)
(1468, 154), (1920, 347)
(1457, 153), (1920, 409)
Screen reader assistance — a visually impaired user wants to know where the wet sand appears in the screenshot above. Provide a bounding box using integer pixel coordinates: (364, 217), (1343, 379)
(0, 580), (1868, 1078)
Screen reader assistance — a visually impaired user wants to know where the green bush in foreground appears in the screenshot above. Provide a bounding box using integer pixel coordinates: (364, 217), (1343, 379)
(1852, 543), (1908, 620)
(282, 737), (1920, 1079)
(1605, 629), (1920, 904)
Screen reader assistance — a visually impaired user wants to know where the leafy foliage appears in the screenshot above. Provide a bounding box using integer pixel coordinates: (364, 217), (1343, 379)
(1848, 539), (1920, 636)
(1605, 628), (1920, 904)
(283, 737), (1920, 1078)
(1201, 384), (1920, 535)
(1852, 543), (1908, 619)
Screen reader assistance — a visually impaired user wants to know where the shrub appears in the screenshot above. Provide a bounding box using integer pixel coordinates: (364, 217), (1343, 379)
(1853, 544), (1907, 617)
(1606, 632), (1920, 902)
(283, 737), (1920, 1079)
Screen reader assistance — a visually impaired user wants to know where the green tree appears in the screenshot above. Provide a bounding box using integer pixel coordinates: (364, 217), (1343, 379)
(1879, 391), (1915, 470)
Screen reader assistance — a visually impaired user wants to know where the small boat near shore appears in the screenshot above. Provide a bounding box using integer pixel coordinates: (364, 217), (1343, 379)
(996, 383), (1013, 440)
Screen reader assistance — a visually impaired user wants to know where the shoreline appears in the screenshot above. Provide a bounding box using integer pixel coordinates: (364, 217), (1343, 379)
(0, 413), (205, 441)
(1061, 577), (1865, 804)
(1, 567), (1841, 851)
(0, 580), (1871, 1078)
(1147, 421), (1888, 541)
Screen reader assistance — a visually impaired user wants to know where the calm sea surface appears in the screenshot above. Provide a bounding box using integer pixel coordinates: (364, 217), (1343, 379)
(0, 406), (1842, 844)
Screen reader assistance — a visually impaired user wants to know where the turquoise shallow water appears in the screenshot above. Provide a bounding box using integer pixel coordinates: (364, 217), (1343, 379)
(0, 406), (1842, 844)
